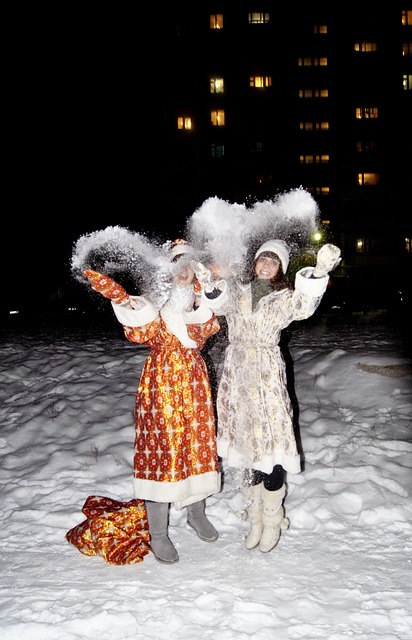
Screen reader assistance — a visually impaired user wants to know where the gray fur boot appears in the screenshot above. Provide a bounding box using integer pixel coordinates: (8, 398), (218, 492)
(187, 499), (218, 542)
(243, 483), (264, 549)
(145, 501), (179, 564)
(259, 484), (289, 553)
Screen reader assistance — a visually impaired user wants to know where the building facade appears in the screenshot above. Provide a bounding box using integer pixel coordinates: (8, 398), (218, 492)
(158, 3), (411, 310)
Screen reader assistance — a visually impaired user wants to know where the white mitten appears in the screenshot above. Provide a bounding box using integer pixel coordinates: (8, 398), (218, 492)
(191, 261), (215, 293)
(313, 244), (341, 278)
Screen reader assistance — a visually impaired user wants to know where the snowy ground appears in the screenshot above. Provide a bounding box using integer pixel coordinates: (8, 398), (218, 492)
(0, 308), (411, 640)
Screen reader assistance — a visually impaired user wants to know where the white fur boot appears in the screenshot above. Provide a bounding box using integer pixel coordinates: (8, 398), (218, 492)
(243, 483), (264, 550)
(259, 485), (289, 553)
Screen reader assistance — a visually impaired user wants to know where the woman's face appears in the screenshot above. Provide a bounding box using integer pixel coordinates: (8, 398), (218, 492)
(172, 257), (195, 286)
(255, 252), (281, 280)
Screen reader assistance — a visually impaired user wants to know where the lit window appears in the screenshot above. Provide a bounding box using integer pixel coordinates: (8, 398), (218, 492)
(250, 76), (272, 88)
(298, 57), (328, 66)
(300, 121), (329, 131)
(299, 89), (328, 98)
(356, 238), (365, 253)
(403, 74), (412, 90)
(355, 107), (379, 119)
(210, 77), (224, 93)
(357, 172), (379, 186)
(405, 237), (412, 253)
(402, 43), (412, 56)
(210, 14), (223, 29)
(354, 42), (377, 52)
(248, 13), (270, 24)
(401, 10), (412, 26)
(211, 110), (225, 126)
(313, 25), (327, 34)
(312, 186), (330, 196)
(177, 117), (192, 130)
(300, 155), (329, 164)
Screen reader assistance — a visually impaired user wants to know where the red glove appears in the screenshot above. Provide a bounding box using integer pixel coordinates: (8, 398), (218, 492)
(83, 269), (129, 304)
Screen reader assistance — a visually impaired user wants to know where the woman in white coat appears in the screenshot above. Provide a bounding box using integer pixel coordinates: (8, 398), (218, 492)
(194, 239), (341, 553)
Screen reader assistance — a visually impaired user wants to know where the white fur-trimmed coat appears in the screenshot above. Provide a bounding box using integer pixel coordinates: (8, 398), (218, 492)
(205, 267), (329, 475)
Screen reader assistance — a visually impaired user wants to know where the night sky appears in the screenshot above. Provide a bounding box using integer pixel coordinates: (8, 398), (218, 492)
(4, 12), (188, 314)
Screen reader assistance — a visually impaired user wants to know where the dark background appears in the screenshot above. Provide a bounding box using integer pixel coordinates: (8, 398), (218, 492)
(4, 10), (187, 315)
(3, 6), (411, 323)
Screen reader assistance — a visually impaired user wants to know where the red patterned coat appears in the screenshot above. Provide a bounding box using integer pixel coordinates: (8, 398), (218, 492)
(112, 294), (221, 509)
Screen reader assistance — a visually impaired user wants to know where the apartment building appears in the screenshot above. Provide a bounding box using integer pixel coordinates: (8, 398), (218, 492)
(157, 3), (411, 310)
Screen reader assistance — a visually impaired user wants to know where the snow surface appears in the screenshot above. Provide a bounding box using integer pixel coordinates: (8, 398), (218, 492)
(1, 309), (411, 640)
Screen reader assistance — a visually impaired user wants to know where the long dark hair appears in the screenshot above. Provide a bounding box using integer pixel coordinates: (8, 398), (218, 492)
(245, 251), (293, 291)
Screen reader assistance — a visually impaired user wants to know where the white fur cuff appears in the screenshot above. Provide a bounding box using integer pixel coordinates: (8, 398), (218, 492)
(111, 297), (158, 327)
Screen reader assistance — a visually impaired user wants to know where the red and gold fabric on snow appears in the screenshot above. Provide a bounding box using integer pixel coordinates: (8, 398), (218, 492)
(66, 495), (151, 564)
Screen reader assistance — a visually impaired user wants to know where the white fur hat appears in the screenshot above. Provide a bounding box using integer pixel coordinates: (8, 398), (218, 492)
(169, 238), (194, 259)
(255, 239), (290, 273)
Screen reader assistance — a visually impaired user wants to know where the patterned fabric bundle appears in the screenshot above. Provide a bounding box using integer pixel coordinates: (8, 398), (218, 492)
(66, 495), (151, 564)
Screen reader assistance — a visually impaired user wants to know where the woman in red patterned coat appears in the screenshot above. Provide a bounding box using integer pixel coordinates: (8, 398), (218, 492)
(84, 239), (221, 564)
